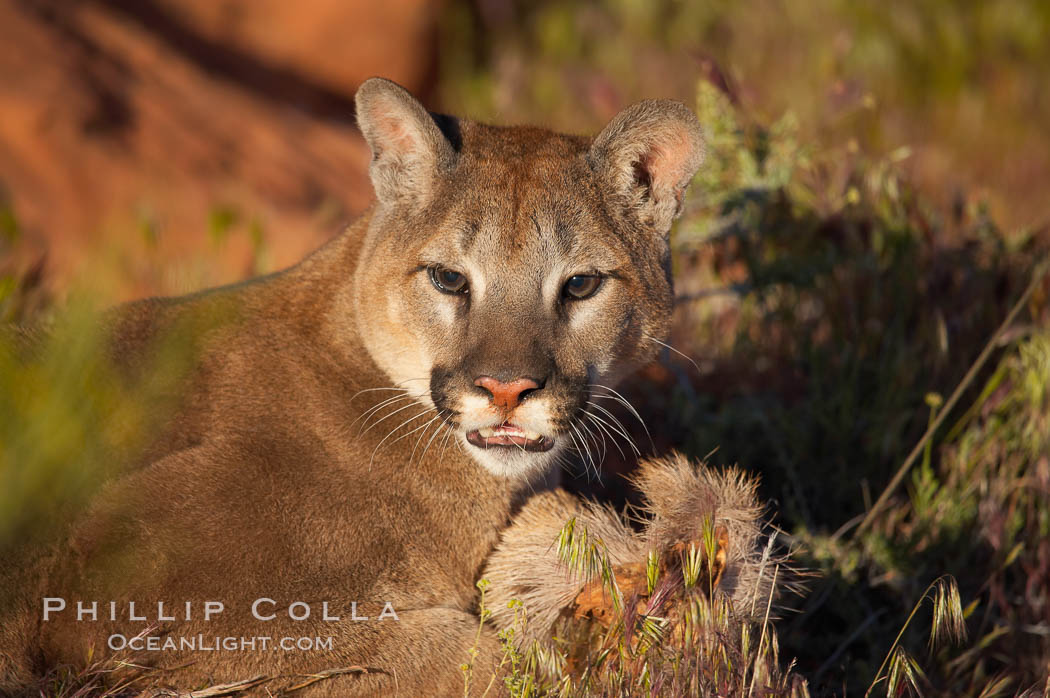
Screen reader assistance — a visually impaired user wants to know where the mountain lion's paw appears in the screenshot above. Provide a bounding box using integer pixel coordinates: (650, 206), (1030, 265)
(482, 453), (796, 647)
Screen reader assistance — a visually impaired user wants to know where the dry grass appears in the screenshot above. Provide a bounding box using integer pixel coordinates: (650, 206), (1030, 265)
(4, 7), (1050, 692)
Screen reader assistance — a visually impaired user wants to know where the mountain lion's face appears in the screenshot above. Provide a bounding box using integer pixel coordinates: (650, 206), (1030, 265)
(352, 79), (704, 478)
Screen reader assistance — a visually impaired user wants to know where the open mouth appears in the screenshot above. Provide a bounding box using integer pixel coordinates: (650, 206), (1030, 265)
(466, 422), (554, 452)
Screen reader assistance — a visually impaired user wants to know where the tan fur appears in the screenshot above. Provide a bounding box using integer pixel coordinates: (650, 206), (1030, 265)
(482, 454), (788, 644)
(0, 78), (704, 696)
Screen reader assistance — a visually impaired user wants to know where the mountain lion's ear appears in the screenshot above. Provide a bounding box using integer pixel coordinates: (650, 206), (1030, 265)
(355, 77), (459, 207)
(589, 99), (705, 235)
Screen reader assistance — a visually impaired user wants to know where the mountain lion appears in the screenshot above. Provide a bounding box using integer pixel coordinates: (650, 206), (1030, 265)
(0, 77), (704, 696)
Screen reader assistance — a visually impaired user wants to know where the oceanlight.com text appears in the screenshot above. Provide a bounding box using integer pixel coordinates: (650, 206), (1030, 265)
(108, 634), (335, 652)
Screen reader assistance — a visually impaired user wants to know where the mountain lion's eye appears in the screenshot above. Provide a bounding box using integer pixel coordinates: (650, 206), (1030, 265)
(562, 274), (602, 300)
(429, 267), (469, 295)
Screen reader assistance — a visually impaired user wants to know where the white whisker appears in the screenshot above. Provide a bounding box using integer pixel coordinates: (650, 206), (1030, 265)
(348, 386), (411, 404)
(584, 408), (627, 460)
(360, 400), (425, 437)
(351, 394), (414, 432)
(587, 382), (653, 450)
(413, 410), (451, 465)
(568, 421), (598, 480)
(644, 334), (703, 377)
(439, 423), (458, 460)
(585, 401), (641, 456)
(565, 429), (588, 480)
(369, 409), (432, 468)
(577, 417), (606, 465)
(408, 413), (444, 464)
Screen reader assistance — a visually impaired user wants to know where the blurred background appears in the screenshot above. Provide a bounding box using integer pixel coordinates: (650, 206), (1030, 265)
(1, 0), (1047, 300)
(2, 0), (1049, 695)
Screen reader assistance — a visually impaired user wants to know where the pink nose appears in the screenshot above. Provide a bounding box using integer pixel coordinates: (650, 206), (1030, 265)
(474, 376), (541, 411)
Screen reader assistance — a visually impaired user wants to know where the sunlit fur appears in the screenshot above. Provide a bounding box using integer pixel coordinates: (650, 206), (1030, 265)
(0, 78), (705, 696)
(353, 79), (705, 479)
(482, 453), (796, 644)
